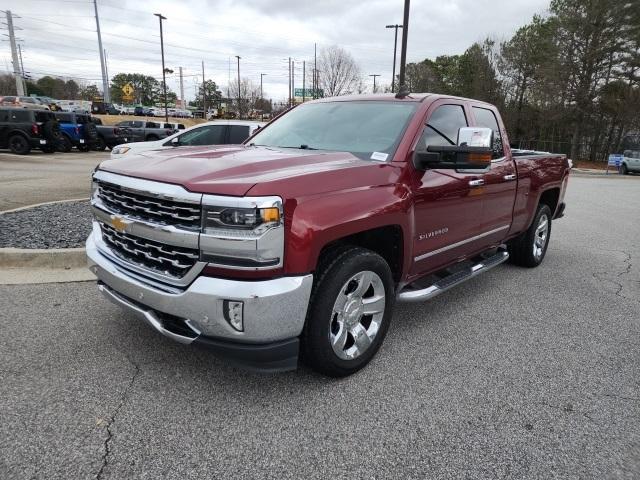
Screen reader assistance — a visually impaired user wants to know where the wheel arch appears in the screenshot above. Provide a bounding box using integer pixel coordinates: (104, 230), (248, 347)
(316, 225), (405, 283)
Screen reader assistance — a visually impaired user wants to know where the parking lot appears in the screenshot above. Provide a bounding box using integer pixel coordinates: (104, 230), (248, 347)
(0, 151), (108, 211)
(0, 174), (638, 479)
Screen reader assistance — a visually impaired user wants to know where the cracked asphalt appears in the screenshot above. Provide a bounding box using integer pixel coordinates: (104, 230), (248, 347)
(1, 175), (638, 479)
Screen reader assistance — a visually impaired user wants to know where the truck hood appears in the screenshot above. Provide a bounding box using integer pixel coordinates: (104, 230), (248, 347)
(98, 145), (398, 197)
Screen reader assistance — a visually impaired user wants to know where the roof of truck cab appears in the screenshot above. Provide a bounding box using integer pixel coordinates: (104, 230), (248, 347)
(309, 93), (497, 107)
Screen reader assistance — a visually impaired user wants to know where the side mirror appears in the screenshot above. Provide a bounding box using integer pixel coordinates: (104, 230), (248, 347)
(413, 127), (493, 171)
(170, 137), (180, 147)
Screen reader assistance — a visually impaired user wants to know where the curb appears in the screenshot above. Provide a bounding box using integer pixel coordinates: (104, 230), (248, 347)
(0, 247), (87, 269)
(0, 197), (89, 214)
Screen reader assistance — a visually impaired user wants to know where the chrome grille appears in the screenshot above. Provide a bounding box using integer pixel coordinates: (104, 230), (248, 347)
(100, 222), (199, 278)
(96, 180), (201, 230)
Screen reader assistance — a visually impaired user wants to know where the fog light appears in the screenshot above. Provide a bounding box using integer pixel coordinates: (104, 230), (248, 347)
(223, 300), (244, 331)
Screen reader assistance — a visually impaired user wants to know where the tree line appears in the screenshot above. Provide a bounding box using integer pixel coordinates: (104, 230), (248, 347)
(403, 0), (640, 160)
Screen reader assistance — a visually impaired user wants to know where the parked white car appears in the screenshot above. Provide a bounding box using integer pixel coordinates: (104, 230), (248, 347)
(110, 120), (265, 158)
(622, 150), (640, 174)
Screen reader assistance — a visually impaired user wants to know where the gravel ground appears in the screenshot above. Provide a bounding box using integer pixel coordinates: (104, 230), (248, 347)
(0, 200), (92, 249)
(0, 176), (638, 479)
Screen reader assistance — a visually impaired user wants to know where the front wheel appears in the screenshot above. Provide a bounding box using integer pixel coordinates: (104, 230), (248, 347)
(620, 163), (628, 175)
(508, 203), (552, 268)
(301, 246), (395, 377)
(93, 137), (107, 151)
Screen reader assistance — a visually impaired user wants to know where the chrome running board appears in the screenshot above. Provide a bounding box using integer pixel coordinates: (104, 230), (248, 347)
(397, 248), (509, 303)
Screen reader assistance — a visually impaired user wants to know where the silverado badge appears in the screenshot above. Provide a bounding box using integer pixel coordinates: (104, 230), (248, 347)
(111, 216), (128, 232)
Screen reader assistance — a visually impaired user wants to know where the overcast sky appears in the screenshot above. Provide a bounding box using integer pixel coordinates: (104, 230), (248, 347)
(1, 0), (550, 102)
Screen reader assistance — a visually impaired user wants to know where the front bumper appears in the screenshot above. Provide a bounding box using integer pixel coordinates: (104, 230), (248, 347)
(86, 233), (313, 371)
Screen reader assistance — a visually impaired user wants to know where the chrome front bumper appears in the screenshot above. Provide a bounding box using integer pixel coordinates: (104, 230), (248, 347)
(86, 232), (314, 347)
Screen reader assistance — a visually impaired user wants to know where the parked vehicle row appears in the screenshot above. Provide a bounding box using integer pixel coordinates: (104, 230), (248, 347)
(87, 93), (570, 376)
(0, 107), (61, 154)
(110, 120), (263, 157)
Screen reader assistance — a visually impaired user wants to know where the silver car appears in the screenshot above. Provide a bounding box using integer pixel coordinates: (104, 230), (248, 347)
(622, 150), (640, 174)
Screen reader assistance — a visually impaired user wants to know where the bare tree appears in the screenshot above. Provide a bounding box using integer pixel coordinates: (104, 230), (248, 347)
(229, 78), (261, 118)
(318, 46), (362, 97)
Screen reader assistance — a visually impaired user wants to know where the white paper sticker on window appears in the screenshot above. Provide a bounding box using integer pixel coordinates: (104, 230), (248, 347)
(370, 151), (388, 161)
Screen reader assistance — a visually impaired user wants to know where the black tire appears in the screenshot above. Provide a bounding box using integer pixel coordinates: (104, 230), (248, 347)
(77, 143), (91, 152)
(57, 135), (72, 152)
(146, 134), (159, 141)
(42, 120), (61, 142)
(83, 122), (98, 141)
(9, 135), (31, 154)
(620, 163), (628, 175)
(508, 203), (552, 268)
(301, 246), (395, 377)
(93, 136), (107, 151)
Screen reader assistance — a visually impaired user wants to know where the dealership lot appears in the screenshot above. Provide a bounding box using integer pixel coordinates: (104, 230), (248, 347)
(0, 175), (638, 479)
(0, 151), (108, 211)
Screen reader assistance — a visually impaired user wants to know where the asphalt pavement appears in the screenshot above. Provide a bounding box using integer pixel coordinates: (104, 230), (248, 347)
(0, 151), (107, 211)
(0, 175), (638, 479)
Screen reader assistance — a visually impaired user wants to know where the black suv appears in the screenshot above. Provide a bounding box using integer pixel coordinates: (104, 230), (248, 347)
(0, 107), (61, 154)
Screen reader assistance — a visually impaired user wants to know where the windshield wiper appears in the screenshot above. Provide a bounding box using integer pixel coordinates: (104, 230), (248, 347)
(274, 145), (318, 150)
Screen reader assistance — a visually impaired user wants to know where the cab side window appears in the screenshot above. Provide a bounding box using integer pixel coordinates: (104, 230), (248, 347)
(472, 107), (504, 158)
(417, 104), (468, 151)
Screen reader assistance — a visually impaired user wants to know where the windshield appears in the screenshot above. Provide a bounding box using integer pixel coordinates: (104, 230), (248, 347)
(249, 101), (417, 161)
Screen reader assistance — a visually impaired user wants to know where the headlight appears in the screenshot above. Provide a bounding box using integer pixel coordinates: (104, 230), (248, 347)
(112, 146), (130, 155)
(204, 206), (281, 231)
(200, 195), (284, 269)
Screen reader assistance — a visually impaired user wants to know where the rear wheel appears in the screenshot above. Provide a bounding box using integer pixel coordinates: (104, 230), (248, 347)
(9, 135), (30, 154)
(57, 136), (72, 152)
(301, 246), (395, 377)
(508, 204), (552, 268)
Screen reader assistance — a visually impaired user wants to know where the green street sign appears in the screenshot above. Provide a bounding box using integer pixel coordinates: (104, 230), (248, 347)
(294, 88), (324, 98)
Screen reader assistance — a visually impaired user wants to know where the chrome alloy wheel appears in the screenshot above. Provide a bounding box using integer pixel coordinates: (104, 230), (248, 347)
(329, 270), (386, 360)
(533, 213), (549, 261)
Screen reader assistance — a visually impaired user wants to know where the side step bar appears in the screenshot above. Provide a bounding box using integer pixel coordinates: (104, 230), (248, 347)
(397, 249), (509, 303)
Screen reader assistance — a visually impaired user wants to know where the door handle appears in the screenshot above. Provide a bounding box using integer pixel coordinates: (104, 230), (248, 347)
(468, 179), (484, 187)
(503, 174), (517, 181)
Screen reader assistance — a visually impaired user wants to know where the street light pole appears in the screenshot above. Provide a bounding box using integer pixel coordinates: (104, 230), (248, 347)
(260, 73), (267, 121)
(397, 0), (410, 94)
(385, 24), (403, 93)
(369, 74), (380, 93)
(154, 13), (168, 122)
(235, 55), (241, 118)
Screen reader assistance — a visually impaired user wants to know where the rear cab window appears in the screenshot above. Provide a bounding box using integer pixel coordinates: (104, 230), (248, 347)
(472, 106), (504, 159)
(228, 125), (250, 143)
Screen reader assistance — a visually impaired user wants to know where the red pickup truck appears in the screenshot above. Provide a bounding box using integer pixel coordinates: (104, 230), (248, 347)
(86, 93), (570, 376)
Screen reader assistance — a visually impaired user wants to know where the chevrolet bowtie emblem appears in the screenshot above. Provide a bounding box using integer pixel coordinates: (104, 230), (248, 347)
(111, 216), (128, 232)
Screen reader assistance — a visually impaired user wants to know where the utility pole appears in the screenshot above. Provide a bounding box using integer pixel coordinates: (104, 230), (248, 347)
(385, 24), (403, 92)
(260, 73), (267, 121)
(369, 74), (380, 93)
(288, 57), (291, 107)
(302, 61), (306, 102)
(235, 55), (241, 118)
(201, 61), (206, 118)
(104, 49), (110, 98)
(292, 60), (295, 105)
(5, 11), (24, 96)
(314, 43), (317, 99)
(179, 66), (184, 110)
(18, 44), (27, 94)
(154, 13), (168, 122)
(93, 0), (110, 102)
(397, 0), (410, 92)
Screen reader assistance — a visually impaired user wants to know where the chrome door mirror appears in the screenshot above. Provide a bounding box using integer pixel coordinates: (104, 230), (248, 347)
(457, 127), (493, 148)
